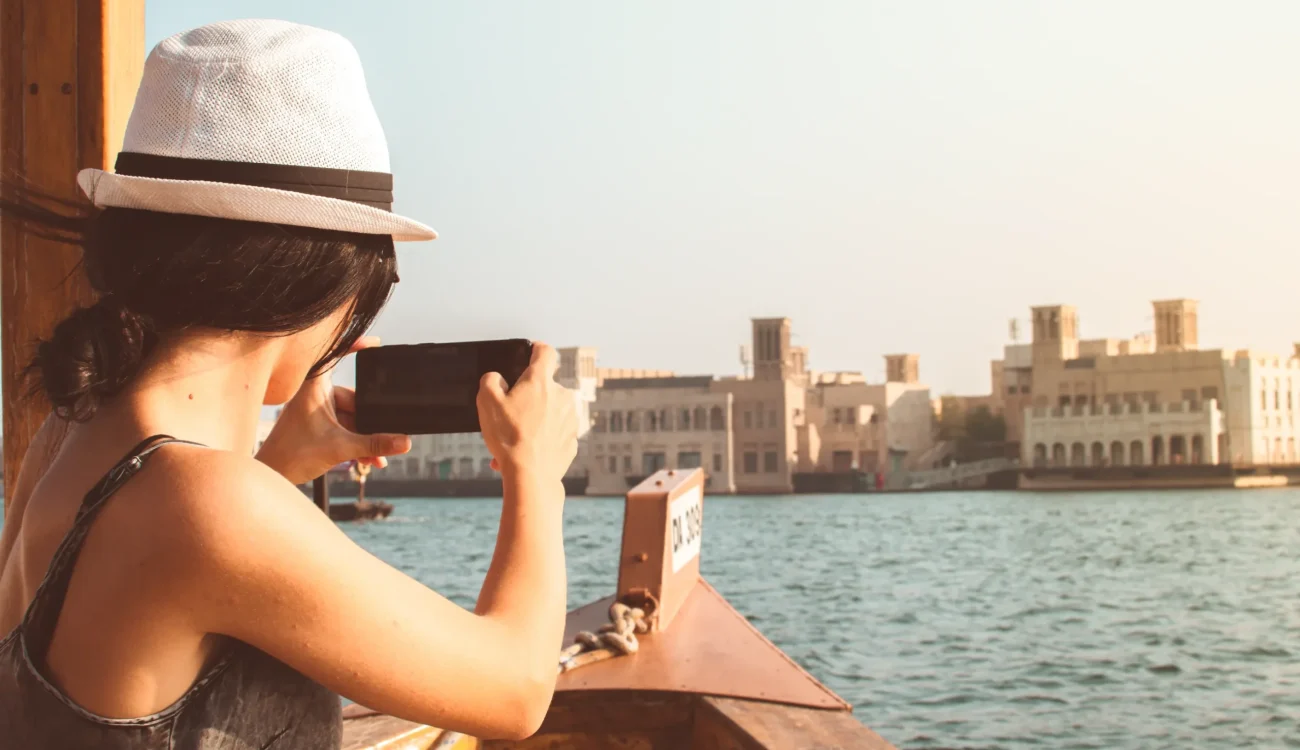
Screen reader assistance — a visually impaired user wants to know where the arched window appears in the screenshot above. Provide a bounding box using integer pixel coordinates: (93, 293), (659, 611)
(1070, 442), (1086, 467)
(694, 407), (708, 431)
(1130, 440), (1145, 466)
(610, 411), (624, 433)
(1052, 443), (1067, 466)
(1033, 443), (1048, 467)
(1110, 441), (1125, 466)
(1170, 435), (1188, 464)
(679, 408), (691, 431)
(626, 410), (640, 432)
(646, 411), (658, 432)
(710, 406), (725, 431)
(1275, 438), (1284, 465)
(1151, 436), (1165, 465)
(1091, 442), (1105, 466)
(1191, 435), (1205, 465)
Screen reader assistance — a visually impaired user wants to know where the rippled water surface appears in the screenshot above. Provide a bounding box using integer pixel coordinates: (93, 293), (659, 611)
(343, 489), (1300, 749)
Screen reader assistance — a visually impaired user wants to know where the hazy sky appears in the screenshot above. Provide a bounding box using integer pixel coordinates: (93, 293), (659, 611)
(147, 1), (1300, 395)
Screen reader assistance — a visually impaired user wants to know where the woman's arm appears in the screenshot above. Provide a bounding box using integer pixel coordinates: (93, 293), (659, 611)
(188, 464), (565, 739)
(167, 345), (577, 740)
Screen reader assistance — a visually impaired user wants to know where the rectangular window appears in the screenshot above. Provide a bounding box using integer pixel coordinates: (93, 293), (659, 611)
(608, 456), (617, 474)
(1201, 386), (1218, 403)
(1181, 389), (1197, 404)
(677, 451), (702, 469)
(743, 452), (758, 474)
(743, 411), (753, 429)
(763, 451), (779, 473)
(768, 410), (777, 427)
(713, 453), (723, 472)
(623, 455), (632, 472)
(831, 408), (841, 425)
(642, 452), (666, 475)
(1007, 386), (1017, 395)
(680, 409), (691, 431)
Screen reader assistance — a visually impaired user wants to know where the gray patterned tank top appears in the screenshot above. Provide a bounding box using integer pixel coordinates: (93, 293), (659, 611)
(0, 435), (342, 749)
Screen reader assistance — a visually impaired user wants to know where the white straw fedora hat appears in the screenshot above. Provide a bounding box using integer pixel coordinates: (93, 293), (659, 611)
(77, 19), (436, 241)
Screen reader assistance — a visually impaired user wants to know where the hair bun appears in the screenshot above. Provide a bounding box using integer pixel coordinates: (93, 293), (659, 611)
(30, 296), (154, 421)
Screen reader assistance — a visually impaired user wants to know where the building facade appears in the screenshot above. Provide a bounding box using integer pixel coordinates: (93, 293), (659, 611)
(1013, 299), (1299, 467)
(586, 376), (735, 495)
(1024, 399), (1224, 467)
(586, 319), (934, 493)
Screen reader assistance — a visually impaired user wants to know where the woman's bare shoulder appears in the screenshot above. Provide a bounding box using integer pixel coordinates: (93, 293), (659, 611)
(138, 446), (321, 537)
(128, 444), (338, 571)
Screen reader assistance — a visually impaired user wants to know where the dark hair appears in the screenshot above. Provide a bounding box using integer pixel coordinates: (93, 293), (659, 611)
(1, 185), (397, 421)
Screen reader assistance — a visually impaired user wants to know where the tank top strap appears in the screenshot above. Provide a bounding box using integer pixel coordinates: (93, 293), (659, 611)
(21, 434), (205, 665)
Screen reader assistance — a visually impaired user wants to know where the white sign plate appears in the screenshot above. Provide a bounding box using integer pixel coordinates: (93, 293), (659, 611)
(668, 486), (703, 573)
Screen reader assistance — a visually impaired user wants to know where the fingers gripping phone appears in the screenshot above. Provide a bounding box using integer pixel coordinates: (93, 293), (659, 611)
(354, 339), (533, 435)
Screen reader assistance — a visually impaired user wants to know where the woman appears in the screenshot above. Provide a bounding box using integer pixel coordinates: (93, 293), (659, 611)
(0, 19), (577, 749)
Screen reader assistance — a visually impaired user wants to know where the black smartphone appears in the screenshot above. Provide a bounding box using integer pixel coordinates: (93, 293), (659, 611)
(354, 339), (533, 435)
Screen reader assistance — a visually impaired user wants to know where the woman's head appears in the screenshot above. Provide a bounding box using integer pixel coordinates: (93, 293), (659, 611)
(12, 196), (397, 420)
(4, 20), (438, 419)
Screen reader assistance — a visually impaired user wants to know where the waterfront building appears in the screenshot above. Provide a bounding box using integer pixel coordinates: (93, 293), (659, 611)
(587, 319), (935, 493)
(990, 299), (1300, 467)
(586, 376), (736, 495)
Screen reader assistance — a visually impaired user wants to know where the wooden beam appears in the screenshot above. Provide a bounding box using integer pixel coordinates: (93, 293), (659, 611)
(0, 0), (144, 514)
(693, 696), (898, 750)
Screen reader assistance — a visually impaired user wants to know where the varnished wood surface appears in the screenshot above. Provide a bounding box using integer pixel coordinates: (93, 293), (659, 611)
(0, 0), (144, 513)
(695, 696), (897, 750)
(558, 582), (849, 710)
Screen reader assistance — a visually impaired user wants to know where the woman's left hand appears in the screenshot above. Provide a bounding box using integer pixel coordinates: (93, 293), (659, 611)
(256, 336), (412, 486)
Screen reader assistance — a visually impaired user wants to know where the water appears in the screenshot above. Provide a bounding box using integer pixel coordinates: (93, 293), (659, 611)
(343, 490), (1300, 750)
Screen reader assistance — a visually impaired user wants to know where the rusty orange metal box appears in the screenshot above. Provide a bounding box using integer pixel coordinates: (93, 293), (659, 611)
(616, 468), (705, 631)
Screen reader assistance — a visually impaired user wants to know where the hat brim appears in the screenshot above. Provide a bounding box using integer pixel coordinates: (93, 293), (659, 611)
(77, 169), (436, 242)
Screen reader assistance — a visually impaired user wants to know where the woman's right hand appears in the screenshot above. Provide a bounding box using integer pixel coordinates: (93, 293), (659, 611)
(477, 343), (578, 482)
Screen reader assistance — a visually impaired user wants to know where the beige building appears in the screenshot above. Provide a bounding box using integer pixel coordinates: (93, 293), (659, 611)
(1016, 299), (1300, 466)
(587, 376), (736, 495)
(1025, 399), (1224, 467)
(799, 377), (884, 474)
(584, 318), (937, 494)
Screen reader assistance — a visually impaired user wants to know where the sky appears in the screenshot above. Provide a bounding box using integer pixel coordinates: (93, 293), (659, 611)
(144, 1), (1300, 396)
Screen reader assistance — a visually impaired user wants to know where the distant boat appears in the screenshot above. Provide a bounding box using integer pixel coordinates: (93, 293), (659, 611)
(328, 498), (392, 522)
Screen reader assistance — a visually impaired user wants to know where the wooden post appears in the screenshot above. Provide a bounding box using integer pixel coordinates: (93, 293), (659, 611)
(0, 0), (145, 514)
